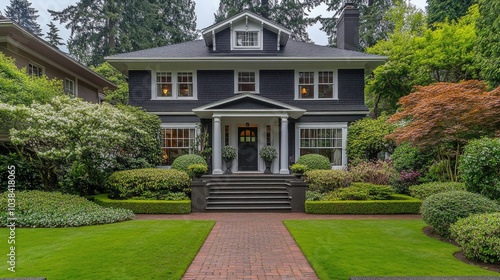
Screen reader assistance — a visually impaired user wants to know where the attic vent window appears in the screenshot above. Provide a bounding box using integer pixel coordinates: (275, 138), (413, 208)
(235, 31), (259, 47)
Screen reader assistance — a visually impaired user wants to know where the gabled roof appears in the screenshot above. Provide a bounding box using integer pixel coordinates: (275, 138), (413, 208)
(193, 93), (306, 119)
(0, 17), (116, 91)
(201, 10), (291, 48)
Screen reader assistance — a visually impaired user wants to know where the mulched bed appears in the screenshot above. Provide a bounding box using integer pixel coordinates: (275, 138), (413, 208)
(423, 226), (500, 273)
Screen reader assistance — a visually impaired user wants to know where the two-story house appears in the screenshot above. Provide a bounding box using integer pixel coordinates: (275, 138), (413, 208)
(0, 16), (116, 103)
(106, 5), (386, 175)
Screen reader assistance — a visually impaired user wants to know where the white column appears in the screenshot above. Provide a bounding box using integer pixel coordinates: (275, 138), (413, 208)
(212, 116), (223, 174)
(280, 116), (289, 174)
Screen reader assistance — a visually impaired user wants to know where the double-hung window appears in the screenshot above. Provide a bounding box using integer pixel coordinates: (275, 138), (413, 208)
(235, 71), (258, 93)
(64, 78), (75, 97)
(297, 70), (336, 99)
(160, 127), (196, 166)
(155, 72), (195, 99)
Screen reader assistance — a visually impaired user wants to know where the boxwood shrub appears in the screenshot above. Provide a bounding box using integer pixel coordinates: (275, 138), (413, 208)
(324, 183), (394, 201)
(305, 195), (421, 214)
(421, 191), (499, 237)
(107, 168), (191, 199)
(409, 182), (466, 200)
(450, 212), (500, 263)
(296, 154), (331, 170)
(304, 169), (353, 193)
(0, 191), (134, 228)
(94, 194), (191, 214)
(171, 154), (208, 177)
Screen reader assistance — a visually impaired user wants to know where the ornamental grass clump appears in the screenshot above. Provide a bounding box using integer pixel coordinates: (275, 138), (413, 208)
(450, 213), (500, 263)
(0, 191), (134, 227)
(421, 191), (499, 237)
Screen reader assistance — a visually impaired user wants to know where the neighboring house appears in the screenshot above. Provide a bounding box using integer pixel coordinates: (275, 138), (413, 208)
(106, 5), (386, 175)
(0, 16), (116, 103)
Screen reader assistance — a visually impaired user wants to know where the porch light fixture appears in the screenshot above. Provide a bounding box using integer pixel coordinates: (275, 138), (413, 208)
(161, 84), (170, 95)
(301, 87), (307, 95)
(246, 122), (250, 127)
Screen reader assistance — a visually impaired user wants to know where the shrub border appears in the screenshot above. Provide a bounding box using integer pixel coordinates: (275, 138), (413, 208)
(93, 194), (191, 214)
(305, 195), (422, 214)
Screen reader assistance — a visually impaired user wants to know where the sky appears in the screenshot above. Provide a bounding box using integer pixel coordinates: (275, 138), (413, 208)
(0, 0), (427, 51)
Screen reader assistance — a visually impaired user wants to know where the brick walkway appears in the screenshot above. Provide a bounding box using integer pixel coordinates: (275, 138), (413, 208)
(137, 213), (421, 280)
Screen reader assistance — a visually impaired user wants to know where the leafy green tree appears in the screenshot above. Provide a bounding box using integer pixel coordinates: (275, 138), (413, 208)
(4, 0), (42, 36)
(0, 96), (161, 195)
(45, 21), (65, 48)
(91, 62), (128, 105)
(427, 0), (473, 27)
(50, 0), (197, 66)
(346, 115), (395, 164)
(475, 0), (500, 88)
(0, 52), (62, 106)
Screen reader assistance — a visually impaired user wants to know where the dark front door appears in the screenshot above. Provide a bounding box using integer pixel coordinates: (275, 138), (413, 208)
(238, 127), (258, 171)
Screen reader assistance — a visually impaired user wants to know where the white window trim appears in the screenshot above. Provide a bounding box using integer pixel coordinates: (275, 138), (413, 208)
(295, 122), (347, 168)
(294, 70), (338, 100)
(233, 30), (261, 50)
(152, 71), (197, 100)
(234, 70), (260, 93)
(64, 78), (76, 97)
(159, 123), (199, 167)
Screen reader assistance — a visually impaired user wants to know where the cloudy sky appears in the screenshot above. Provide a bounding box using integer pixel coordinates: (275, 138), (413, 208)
(0, 0), (427, 50)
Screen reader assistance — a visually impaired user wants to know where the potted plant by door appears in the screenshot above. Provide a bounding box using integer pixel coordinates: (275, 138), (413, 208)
(259, 146), (278, 174)
(221, 145), (237, 174)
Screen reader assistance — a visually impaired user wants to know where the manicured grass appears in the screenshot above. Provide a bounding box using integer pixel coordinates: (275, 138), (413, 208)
(0, 220), (214, 279)
(284, 219), (500, 280)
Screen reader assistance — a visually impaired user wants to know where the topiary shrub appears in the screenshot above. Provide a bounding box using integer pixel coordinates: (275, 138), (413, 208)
(409, 182), (466, 200)
(421, 191), (499, 237)
(450, 212), (500, 263)
(171, 154), (207, 177)
(0, 191), (134, 227)
(296, 154), (331, 170)
(324, 183), (394, 201)
(304, 170), (352, 193)
(349, 160), (397, 185)
(459, 137), (500, 200)
(107, 168), (191, 199)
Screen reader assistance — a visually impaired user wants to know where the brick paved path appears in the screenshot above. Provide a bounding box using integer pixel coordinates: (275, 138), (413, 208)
(137, 213), (421, 280)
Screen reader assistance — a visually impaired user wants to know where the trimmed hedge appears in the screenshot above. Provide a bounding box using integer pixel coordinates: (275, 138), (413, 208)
(305, 169), (353, 193)
(94, 194), (191, 214)
(296, 154), (331, 170)
(305, 195), (421, 214)
(421, 191), (499, 237)
(171, 154), (207, 177)
(450, 212), (500, 263)
(409, 182), (466, 200)
(107, 168), (191, 199)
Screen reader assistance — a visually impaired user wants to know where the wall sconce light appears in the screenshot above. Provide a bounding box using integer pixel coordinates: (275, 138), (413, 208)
(246, 122), (250, 127)
(301, 87), (307, 95)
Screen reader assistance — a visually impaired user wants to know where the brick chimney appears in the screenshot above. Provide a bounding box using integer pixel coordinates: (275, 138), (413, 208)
(336, 3), (360, 51)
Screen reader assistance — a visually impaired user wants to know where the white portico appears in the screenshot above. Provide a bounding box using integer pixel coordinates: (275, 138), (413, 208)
(193, 93), (305, 175)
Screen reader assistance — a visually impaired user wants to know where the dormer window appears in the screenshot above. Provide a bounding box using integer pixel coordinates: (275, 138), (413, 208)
(235, 31), (259, 47)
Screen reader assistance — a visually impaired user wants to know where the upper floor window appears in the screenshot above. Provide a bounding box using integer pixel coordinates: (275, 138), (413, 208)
(296, 70), (337, 99)
(236, 71), (258, 92)
(235, 31), (259, 47)
(64, 78), (75, 97)
(28, 63), (43, 77)
(154, 71), (196, 99)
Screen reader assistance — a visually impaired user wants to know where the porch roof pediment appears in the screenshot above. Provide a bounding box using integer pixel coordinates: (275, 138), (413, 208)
(192, 93), (306, 119)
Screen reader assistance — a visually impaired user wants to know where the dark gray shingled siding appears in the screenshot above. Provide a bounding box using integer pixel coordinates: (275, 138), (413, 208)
(214, 28), (231, 52)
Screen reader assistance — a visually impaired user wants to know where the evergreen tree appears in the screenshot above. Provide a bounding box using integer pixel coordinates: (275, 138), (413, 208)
(475, 0), (500, 88)
(4, 0), (43, 36)
(427, 0), (473, 27)
(49, 0), (197, 66)
(45, 21), (65, 48)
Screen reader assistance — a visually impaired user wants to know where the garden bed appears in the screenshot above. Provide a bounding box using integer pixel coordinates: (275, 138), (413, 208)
(93, 194), (191, 214)
(305, 194), (421, 214)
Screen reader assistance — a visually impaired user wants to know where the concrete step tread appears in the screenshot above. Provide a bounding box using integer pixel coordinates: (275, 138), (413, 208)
(207, 200), (291, 205)
(206, 206), (292, 210)
(208, 196), (291, 199)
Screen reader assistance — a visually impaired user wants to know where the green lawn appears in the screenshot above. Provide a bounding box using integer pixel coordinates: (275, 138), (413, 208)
(0, 220), (214, 280)
(284, 219), (500, 280)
